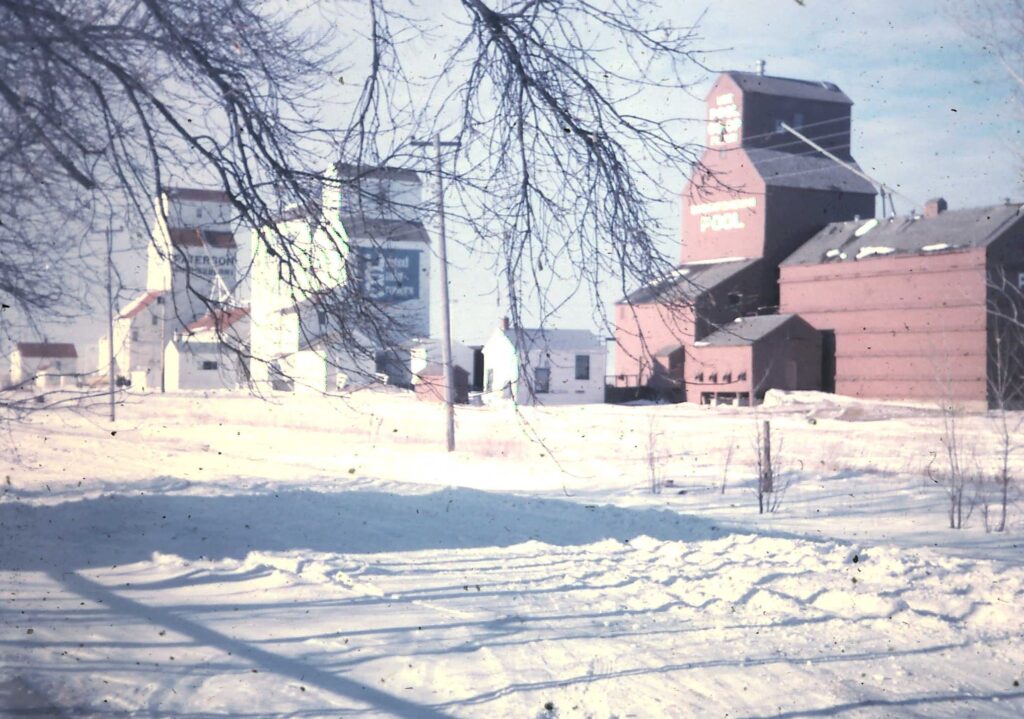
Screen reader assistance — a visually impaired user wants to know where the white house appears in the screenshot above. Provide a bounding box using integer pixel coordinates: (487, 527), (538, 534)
(163, 306), (250, 392)
(482, 324), (606, 405)
(164, 340), (244, 392)
(9, 342), (79, 389)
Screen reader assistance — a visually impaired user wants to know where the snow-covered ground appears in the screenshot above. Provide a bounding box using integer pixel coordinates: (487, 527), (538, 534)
(1, 389), (1022, 717)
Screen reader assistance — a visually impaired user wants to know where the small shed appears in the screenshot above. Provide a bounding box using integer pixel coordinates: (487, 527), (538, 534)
(415, 365), (471, 404)
(10, 342), (79, 389)
(164, 339), (245, 392)
(690, 314), (821, 405)
(482, 323), (606, 405)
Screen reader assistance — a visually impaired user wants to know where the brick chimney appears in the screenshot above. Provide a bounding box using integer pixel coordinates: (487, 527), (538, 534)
(500, 316), (510, 331)
(923, 197), (948, 218)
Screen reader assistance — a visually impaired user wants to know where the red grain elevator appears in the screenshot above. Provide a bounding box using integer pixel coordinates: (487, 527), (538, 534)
(615, 67), (876, 403)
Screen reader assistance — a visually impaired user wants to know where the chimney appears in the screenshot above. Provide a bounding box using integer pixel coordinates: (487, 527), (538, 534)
(756, 59), (766, 76)
(500, 316), (510, 331)
(923, 197), (948, 218)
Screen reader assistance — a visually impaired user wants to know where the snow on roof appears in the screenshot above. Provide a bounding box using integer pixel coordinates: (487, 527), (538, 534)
(118, 290), (165, 319)
(15, 342), (78, 358)
(783, 203), (1024, 266)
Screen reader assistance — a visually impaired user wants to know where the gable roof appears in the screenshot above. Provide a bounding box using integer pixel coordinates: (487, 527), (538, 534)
(501, 328), (603, 352)
(725, 71), (852, 105)
(747, 148), (876, 194)
(169, 227), (237, 249)
(118, 290), (165, 319)
(782, 203), (1024, 266)
(619, 257), (759, 305)
(16, 342), (78, 358)
(695, 314), (804, 347)
(184, 306), (249, 334)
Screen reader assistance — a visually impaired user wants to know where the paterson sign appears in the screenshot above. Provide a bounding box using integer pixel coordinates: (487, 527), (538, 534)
(356, 247), (420, 302)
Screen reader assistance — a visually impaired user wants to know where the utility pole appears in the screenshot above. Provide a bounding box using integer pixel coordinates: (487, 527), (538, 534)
(106, 224), (116, 422)
(412, 135), (459, 452)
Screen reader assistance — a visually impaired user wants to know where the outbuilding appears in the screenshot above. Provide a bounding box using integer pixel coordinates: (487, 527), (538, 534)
(780, 200), (1024, 407)
(690, 314), (821, 405)
(10, 342), (79, 389)
(482, 323), (606, 405)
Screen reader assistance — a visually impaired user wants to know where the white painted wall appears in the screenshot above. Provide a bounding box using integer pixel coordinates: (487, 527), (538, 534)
(164, 341), (243, 392)
(481, 329), (606, 405)
(9, 352), (79, 389)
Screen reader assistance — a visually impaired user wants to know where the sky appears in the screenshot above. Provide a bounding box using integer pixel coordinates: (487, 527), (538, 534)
(15, 0), (1021, 372)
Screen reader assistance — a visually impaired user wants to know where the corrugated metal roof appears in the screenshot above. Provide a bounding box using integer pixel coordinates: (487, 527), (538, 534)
(341, 218), (430, 244)
(696, 314), (801, 346)
(726, 71), (852, 105)
(502, 328), (603, 351)
(619, 258), (759, 305)
(747, 148), (877, 194)
(782, 203), (1024, 266)
(16, 342), (78, 358)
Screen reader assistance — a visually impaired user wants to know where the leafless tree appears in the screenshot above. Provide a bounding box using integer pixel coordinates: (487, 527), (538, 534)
(2, 0), (711, 404)
(986, 267), (1024, 531)
(752, 419), (789, 514)
(927, 402), (980, 530)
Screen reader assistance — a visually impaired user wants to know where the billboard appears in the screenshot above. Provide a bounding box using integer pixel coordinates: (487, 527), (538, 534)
(355, 247), (420, 302)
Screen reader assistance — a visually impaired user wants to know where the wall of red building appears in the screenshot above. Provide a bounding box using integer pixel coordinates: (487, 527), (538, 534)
(780, 249), (989, 403)
(613, 303), (694, 386)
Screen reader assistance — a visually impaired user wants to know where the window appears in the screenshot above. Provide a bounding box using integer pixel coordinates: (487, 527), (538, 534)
(737, 371), (747, 381)
(317, 309), (327, 326)
(1018, 271), (1024, 290)
(131, 329), (139, 341)
(575, 354), (590, 380)
(722, 372), (732, 383)
(156, 296), (164, 305)
(709, 372), (718, 383)
(201, 360), (218, 371)
(534, 367), (550, 394)
(694, 371), (704, 382)
(485, 368), (494, 392)
(151, 315), (159, 326)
